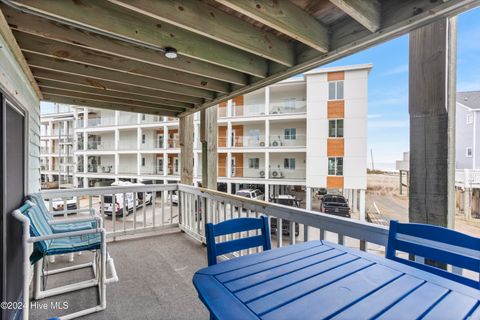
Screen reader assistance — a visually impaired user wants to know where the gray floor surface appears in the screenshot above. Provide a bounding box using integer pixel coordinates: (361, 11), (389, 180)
(30, 230), (210, 320)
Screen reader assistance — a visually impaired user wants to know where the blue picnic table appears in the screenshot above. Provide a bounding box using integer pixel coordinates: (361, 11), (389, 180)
(193, 240), (480, 320)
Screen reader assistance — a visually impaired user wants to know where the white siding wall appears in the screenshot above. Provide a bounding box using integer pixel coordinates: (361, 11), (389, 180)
(0, 32), (41, 192)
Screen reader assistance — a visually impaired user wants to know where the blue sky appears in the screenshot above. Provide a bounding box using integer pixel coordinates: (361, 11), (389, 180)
(316, 7), (480, 168)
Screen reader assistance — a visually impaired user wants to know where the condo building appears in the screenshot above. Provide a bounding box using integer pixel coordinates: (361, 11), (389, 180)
(40, 64), (371, 216)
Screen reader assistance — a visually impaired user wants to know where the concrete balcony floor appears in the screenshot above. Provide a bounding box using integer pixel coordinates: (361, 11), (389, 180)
(30, 230), (209, 320)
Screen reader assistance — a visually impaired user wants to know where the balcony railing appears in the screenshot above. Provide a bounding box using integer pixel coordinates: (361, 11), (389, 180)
(39, 184), (388, 256)
(88, 164), (114, 173)
(140, 166), (164, 176)
(269, 134), (306, 147)
(456, 169), (480, 187)
(269, 101), (306, 114)
(86, 117), (115, 128)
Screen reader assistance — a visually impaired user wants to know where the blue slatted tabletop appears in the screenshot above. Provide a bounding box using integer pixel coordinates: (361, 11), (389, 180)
(193, 241), (480, 320)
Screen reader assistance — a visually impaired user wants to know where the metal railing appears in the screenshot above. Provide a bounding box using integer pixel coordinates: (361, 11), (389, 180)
(42, 183), (388, 253)
(177, 184), (388, 256)
(41, 184), (179, 239)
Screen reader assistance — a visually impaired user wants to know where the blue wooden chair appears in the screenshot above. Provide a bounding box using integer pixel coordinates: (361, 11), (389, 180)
(206, 217), (271, 266)
(386, 220), (480, 289)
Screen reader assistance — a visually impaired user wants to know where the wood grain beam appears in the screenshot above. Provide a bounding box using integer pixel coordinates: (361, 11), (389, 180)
(24, 52), (215, 100)
(329, 0), (381, 33)
(8, 0), (269, 77)
(32, 68), (203, 105)
(37, 79), (190, 111)
(0, 7), (42, 99)
(216, 0), (329, 53)
(42, 94), (180, 117)
(181, 0), (480, 116)
(1, 4), (248, 86)
(110, 0), (294, 67)
(41, 87), (188, 113)
(14, 30), (230, 94)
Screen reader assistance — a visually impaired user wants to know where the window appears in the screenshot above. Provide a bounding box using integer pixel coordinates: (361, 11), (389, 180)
(248, 158), (260, 169)
(328, 81), (344, 100)
(466, 147), (473, 158)
(142, 157), (146, 166)
(328, 119), (344, 138)
(142, 134), (146, 144)
(328, 157), (343, 176)
(284, 128), (297, 140)
(467, 113), (473, 125)
(142, 114), (146, 121)
(284, 158), (296, 169)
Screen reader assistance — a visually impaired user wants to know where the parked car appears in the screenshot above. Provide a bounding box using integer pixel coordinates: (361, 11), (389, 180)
(44, 196), (78, 214)
(270, 195), (300, 236)
(317, 188), (328, 198)
(103, 181), (152, 216)
(235, 189), (264, 200)
(320, 194), (350, 218)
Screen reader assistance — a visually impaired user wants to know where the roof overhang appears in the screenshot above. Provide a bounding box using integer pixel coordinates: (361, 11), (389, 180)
(0, 0), (478, 117)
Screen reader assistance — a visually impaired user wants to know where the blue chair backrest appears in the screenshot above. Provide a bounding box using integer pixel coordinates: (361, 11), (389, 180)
(206, 217), (271, 266)
(22, 201), (53, 254)
(27, 193), (53, 220)
(386, 220), (480, 289)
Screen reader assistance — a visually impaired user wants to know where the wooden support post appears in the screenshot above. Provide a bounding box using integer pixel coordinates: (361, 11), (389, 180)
(200, 107), (218, 190)
(409, 18), (457, 228)
(180, 114), (194, 185)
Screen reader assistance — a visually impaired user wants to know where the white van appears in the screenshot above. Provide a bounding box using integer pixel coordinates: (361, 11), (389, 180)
(103, 181), (152, 216)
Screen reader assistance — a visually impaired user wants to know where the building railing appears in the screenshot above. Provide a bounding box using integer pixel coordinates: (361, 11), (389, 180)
(39, 184), (388, 254)
(269, 101), (306, 114)
(269, 134), (306, 147)
(456, 169), (480, 187)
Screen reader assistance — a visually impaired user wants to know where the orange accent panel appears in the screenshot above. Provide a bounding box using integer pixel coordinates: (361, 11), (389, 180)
(327, 101), (345, 118)
(232, 153), (243, 177)
(218, 126), (227, 147)
(218, 153), (227, 177)
(232, 125), (244, 147)
(233, 96), (244, 116)
(327, 176), (344, 189)
(327, 71), (344, 81)
(327, 139), (344, 157)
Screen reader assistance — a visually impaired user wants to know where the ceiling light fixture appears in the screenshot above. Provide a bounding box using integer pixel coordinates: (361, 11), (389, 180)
(164, 47), (178, 59)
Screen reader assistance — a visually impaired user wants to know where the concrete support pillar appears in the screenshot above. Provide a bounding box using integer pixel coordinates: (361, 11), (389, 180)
(264, 183), (269, 202)
(265, 119), (270, 148)
(227, 182), (232, 194)
(352, 189), (358, 213)
(227, 152), (232, 179)
(179, 114), (194, 185)
(306, 187), (312, 211)
(359, 190), (366, 222)
(265, 151), (270, 179)
(227, 121), (232, 148)
(265, 86), (270, 115)
(408, 18), (457, 228)
(464, 188), (472, 221)
(163, 152), (168, 177)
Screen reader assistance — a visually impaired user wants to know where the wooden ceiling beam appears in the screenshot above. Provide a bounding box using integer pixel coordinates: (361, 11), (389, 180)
(109, 0), (294, 67)
(40, 87), (188, 113)
(24, 52), (215, 100)
(8, 0), (269, 77)
(32, 68), (203, 105)
(181, 0), (479, 117)
(329, 0), (381, 33)
(1, 5), (248, 86)
(216, 0), (329, 53)
(42, 92), (182, 117)
(37, 79), (191, 111)
(14, 30), (230, 94)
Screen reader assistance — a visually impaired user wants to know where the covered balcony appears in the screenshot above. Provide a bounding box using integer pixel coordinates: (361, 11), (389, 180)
(0, 1), (479, 319)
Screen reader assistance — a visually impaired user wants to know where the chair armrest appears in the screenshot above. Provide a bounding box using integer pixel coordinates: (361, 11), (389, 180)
(50, 207), (96, 217)
(49, 215), (101, 225)
(28, 227), (105, 243)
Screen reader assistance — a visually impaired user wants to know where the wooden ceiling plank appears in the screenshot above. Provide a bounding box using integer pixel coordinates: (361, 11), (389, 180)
(109, 0), (295, 67)
(216, 0), (329, 53)
(9, 0), (268, 77)
(24, 52), (215, 100)
(43, 93), (180, 117)
(37, 80), (190, 111)
(329, 0), (381, 33)
(41, 87), (188, 112)
(182, 0), (480, 117)
(1, 5), (248, 85)
(32, 68), (203, 105)
(14, 30), (230, 94)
